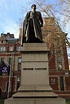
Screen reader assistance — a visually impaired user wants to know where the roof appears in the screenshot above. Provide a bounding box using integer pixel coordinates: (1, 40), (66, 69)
(1, 33), (14, 38)
(6, 38), (19, 43)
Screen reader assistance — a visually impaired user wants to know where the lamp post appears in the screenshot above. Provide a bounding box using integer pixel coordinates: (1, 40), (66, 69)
(6, 38), (18, 98)
(7, 65), (11, 98)
(7, 55), (12, 98)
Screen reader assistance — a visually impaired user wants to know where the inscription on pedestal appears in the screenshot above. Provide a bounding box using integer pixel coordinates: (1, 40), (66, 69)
(23, 68), (47, 70)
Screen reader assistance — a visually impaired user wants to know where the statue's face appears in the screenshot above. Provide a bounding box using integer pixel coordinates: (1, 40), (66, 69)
(32, 6), (36, 12)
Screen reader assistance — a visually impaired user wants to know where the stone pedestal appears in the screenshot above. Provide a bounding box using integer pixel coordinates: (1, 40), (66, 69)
(5, 98), (66, 104)
(4, 43), (66, 104)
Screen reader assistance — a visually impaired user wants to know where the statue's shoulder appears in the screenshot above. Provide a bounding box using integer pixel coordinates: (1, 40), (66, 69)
(25, 11), (31, 18)
(36, 11), (41, 15)
(26, 11), (31, 15)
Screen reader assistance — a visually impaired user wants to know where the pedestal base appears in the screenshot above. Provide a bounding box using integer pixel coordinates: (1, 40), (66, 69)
(4, 43), (66, 104)
(12, 91), (58, 98)
(18, 85), (52, 91)
(4, 97), (66, 104)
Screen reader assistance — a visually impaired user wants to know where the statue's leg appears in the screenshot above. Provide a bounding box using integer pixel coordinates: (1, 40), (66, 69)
(27, 19), (35, 43)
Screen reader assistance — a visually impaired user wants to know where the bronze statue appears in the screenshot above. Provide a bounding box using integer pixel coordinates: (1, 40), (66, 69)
(21, 4), (43, 45)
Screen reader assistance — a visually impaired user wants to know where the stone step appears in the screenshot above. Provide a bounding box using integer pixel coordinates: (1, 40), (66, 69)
(12, 91), (58, 98)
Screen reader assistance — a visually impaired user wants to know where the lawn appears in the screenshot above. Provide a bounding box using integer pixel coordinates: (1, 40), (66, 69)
(0, 99), (4, 104)
(66, 99), (70, 104)
(0, 99), (70, 104)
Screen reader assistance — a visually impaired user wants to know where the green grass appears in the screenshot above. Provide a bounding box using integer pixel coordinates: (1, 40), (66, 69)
(0, 99), (4, 104)
(66, 99), (70, 104)
(0, 99), (70, 104)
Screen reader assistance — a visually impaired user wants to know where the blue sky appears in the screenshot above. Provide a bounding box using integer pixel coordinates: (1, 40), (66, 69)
(0, 0), (70, 40)
(0, 0), (35, 38)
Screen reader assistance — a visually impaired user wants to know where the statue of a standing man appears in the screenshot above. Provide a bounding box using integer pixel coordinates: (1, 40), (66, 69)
(21, 4), (43, 45)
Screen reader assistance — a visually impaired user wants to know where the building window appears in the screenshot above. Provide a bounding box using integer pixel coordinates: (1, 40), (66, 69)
(1, 40), (3, 43)
(17, 77), (21, 89)
(58, 63), (62, 70)
(9, 46), (13, 51)
(18, 58), (21, 63)
(17, 77), (20, 82)
(57, 57), (62, 63)
(60, 76), (64, 91)
(18, 58), (21, 71)
(0, 47), (2, 51)
(18, 46), (21, 51)
(57, 53), (63, 70)
(0, 46), (6, 51)
(0, 47), (1, 51)
(3, 46), (6, 51)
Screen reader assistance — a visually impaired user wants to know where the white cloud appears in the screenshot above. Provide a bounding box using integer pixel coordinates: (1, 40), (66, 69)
(59, 14), (70, 39)
(64, 22), (70, 38)
(4, 25), (19, 38)
(2, 19), (19, 38)
(0, 0), (35, 38)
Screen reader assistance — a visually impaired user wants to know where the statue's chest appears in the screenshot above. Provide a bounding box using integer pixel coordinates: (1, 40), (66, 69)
(30, 12), (39, 20)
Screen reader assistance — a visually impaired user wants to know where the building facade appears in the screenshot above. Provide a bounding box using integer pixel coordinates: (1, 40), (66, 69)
(0, 33), (21, 98)
(43, 18), (70, 98)
(0, 18), (70, 98)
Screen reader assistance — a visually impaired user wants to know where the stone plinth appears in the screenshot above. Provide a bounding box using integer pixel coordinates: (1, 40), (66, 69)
(5, 98), (66, 104)
(19, 43), (52, 91)
(4, 43), (66, 104)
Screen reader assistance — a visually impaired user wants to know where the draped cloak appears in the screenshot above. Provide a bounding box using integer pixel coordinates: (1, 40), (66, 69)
(21, 11), (43, 44)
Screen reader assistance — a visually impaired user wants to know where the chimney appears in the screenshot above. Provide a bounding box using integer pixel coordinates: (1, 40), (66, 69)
(19, 28), (22, 40)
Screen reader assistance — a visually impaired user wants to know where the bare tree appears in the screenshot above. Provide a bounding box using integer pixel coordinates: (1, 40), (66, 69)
(33, 0), (70, 47)
(20, 0), (70, 48)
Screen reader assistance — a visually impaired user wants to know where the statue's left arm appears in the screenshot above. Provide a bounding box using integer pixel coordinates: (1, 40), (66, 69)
(39, 12), (43, 27)
(21, 12), (30, 46)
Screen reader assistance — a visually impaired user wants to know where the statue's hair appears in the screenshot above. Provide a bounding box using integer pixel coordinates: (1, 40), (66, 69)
(31, 4), (36, 9)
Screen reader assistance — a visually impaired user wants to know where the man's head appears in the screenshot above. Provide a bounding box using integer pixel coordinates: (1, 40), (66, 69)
(31, 4), (36, 11)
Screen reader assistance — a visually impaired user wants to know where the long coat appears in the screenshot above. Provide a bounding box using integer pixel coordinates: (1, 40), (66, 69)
(22, 11), (43, 44)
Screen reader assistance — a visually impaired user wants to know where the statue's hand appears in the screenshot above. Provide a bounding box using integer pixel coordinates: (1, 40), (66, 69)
(40, 23), (43, 27)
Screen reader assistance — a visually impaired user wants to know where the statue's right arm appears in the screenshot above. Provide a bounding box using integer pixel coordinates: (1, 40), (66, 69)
(25, 12), (30, 26)
(23, 12), (30, 35)
(21, 12), (30, 44)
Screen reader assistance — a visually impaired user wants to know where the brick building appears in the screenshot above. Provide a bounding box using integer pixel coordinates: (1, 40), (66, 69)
(0, 18), (70, 98)
(43, 18), (70, 98)
(0, 32), (21, 98)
